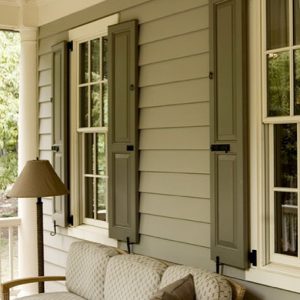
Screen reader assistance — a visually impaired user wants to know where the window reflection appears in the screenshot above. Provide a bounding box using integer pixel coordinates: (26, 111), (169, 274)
(266, 0), (289, 50)
(91, 84), (101, 127)
(274, 124), (297, 188)
(79, 87), (89, 127)
(91, 38), (100, 82)
(79, 42), (89, 83)
(267, 52), (290, 116)
(295, 50), (300, 114)
(275, 192), (298, 256)
(294, 0), (300, 45)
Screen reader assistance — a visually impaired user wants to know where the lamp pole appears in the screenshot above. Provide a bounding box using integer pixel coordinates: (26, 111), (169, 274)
(7, 159), (68, 293)
(36, 197), (44, 293)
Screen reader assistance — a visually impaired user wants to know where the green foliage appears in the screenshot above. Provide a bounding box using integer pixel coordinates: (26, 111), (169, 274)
(267, 52), (290, 116)
(0, 31), (20, 192)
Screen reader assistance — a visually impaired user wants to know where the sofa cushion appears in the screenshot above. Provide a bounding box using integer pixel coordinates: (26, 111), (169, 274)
(151, 274), (195, 300)
(66, 241), (119, 300)
(160, 266), (232, 300)
(17, 292), (85, 300)
(104, 254), (168, 300)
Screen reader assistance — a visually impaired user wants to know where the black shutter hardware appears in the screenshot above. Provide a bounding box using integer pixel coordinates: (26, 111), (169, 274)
(248, 250), (257, 266)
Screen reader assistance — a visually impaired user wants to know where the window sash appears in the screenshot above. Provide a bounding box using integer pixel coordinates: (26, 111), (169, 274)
(262, 0), (300, 264)
(263, 1), (300, 121)
(268, 124), (300, 263)
(76, 34), (108, 225)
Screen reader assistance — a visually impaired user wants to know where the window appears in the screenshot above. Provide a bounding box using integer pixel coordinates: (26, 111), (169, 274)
(69, 15), (118, 227)
(78, 37), (108, 224)
(264, 0), (300, 265)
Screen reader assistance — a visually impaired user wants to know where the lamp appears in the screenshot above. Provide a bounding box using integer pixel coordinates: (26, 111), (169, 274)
(8, 159), (68, 293)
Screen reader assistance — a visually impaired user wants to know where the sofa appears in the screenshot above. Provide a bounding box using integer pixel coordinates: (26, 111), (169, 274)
(1, 241), (245, 300)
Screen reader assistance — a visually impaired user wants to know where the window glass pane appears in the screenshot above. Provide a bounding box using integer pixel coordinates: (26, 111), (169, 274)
(85, 133), (94, 174)
(275, 192), (298, 257)
(267, 52), (290, 116)
(102, 37), (108, 80)
(96, 133), (106, 175)
(266, 0), (289, 50)
(79, 42), (89, 83)
(102, 83), (108, 127)
(96, 178), (106, 221)
(295, 50), (300, 114)
(294, 0), (300, 45)
(85, 177), (94, 219)
(91, 84), (101, 127)
(274, 124), (297, 188)
(79, 86), (89, 127)
(91, 38), (100, 82)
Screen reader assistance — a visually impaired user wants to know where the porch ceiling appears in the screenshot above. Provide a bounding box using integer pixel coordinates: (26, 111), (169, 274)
(0, 0), (107, 28)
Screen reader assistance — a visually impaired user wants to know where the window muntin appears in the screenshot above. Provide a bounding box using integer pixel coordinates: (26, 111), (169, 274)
(77, 35), (108, 224)
(265, 0), (300, 264)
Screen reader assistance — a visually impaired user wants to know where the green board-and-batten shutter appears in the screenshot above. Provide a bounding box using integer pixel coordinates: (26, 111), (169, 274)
(107, 20), (139, 243)
(51, 41), (69, 227)
(210, 0), (249, 269)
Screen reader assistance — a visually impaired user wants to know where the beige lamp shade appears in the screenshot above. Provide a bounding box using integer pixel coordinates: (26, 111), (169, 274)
(7, 159), (68, 198)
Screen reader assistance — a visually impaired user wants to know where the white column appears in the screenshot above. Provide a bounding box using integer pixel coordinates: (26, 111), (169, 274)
(18, 27), (38, 295)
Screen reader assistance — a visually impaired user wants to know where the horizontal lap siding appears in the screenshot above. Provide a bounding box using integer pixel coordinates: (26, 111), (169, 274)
(139, 150), (210, 173)
(138, 6), (208, 44)
(140, 172), (210, 198)
(140, 127), (209, 150)
(140, 78), (209, 107)
(139, 102), (209, 129)
(139, 54), (209, 87)
(123, 1), (212, 268)
(38, 1), (213, 289)
(140, 193), (210, 223)
(121, 235), (214, 270)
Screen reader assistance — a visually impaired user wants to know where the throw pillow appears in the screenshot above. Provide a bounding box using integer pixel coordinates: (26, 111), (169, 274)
(150, 274), (196, 300)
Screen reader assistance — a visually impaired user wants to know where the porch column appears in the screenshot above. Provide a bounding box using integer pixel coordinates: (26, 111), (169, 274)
(18, 27), (38, 294)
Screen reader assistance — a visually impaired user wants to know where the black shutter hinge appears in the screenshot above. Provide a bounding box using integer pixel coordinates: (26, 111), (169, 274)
(68, 215), (74, 225)
(209, 72), (213, 79)
(126, 237), (136, 254)
(67, 41), (73, 52)
(215, 256), (224, 274)
(210, 144), (230, 153)
(249, 250), (257, 266)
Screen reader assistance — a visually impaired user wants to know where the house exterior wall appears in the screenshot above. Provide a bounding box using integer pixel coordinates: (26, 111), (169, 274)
(37, 0), (300, 298)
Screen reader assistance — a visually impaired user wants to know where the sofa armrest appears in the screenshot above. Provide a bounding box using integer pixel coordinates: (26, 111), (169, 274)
(1, 276), (66, 300)
(227, 279), (246, 300)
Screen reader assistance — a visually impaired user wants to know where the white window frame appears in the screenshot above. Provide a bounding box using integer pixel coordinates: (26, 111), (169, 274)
(239, 0), (300, 293)
(262, 0), (300, 266)
(68, 14), (118, 245)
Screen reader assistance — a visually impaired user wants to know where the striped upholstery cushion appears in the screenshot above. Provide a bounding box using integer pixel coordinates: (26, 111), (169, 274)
(104, 254), (168, 300)
(17, 292), (85, 300)
(66, 241), (119, 300)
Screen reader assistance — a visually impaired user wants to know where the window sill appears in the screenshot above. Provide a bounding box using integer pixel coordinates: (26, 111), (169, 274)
(224, 263), (300, 293)
(245, 264), (300, 293)
(66, 224), (118, 247)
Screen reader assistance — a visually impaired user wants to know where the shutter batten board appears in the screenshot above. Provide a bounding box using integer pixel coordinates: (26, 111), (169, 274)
(108, 20), (139, 243)
(210, 0), (249, 269)
(51, 41), (69, 227)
